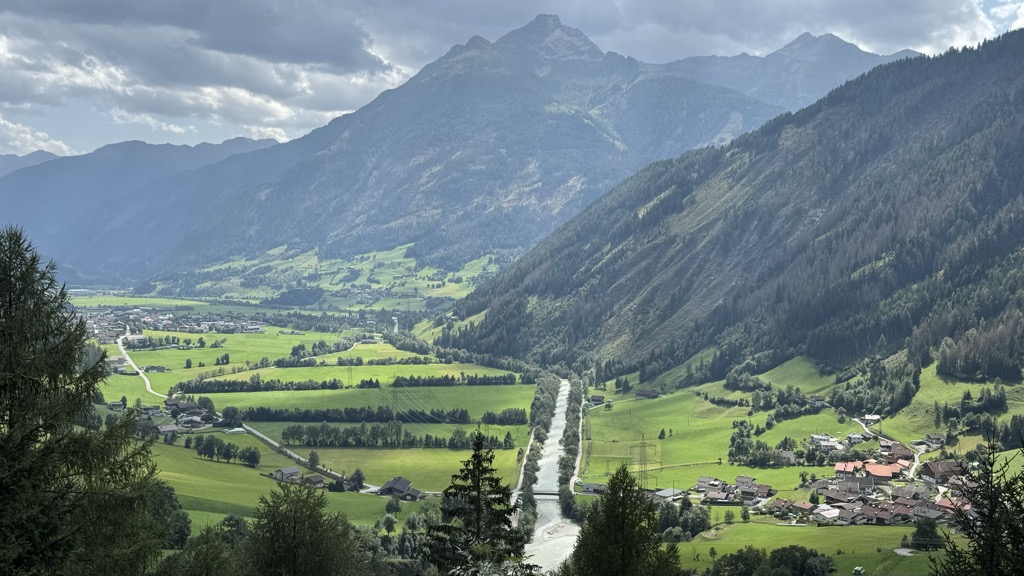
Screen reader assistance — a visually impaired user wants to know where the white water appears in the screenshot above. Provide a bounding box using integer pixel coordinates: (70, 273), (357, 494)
(524, 379), (581, 571)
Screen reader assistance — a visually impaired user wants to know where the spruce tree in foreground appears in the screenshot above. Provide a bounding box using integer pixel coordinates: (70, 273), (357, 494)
(426, 428), (528, 573)
(0, 226), (168, 575)
(562, 464), (679, 576)
(246, 482), (372, 576)
(932, 443), (1024, 575)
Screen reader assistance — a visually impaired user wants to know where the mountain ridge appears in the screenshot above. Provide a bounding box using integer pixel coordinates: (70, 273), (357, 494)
(443, 30), (1024, 382)
(3, 16), (912, 289)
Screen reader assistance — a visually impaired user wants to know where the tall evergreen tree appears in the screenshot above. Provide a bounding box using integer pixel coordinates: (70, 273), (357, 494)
(932, 443), (1024, 575)
(0, 226), (165, 575)
(246, 482), (371, 576)
(427, 428), (525, 572)
(564, 465), (679, 576)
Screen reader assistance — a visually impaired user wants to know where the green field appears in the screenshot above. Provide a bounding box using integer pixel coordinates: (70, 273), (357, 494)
(198, 384), (535, 418)
(307, 445), (524, 492)
(113, 326), (532, 533)
(124, 332), (509, 394)
(126, 331), (515, 395)
(585, 358), (859, 498)
(100, 373), (165, 404)
(584, 353), (1013, 573)
(247, 421), (530, 490)
(587, 403), (843, 501)
(154, 432), (424, 528)
(72, 295), (210, 308)
(181, 244), (499, 306)
(676, 521), (941, 575)
(880, 363), (1023, 450)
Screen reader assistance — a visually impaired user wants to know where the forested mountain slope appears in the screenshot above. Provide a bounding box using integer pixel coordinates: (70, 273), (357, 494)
(445, 30), (1024, 384)
(0, 138), (277, 282)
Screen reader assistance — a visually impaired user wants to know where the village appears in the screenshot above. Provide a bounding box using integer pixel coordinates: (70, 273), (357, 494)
(582, 395), (973, 532)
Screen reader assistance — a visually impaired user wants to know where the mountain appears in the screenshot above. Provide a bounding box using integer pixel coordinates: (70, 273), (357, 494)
(443, 30), (1024, 384)
(0, 137), (277, 280)
(4, 16), (909, 288)
(63, 15), (788, 284)
(0, 150), (58, 178)
(654, 32), (920, 111)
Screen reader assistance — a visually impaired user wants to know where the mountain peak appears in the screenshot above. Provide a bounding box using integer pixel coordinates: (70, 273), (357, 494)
(495, 14), (603, 67)
(773, 31), (864, 57)
(527, 13), (562, 31)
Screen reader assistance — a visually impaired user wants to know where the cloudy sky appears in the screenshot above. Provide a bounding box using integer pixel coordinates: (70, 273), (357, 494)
(1, 0), (1022, 156)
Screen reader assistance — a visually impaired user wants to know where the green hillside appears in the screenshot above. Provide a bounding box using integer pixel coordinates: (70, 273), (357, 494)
(445, 30), (1024, 391)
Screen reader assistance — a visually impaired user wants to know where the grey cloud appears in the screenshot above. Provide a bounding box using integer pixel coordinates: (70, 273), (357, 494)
(1, 0), (388, 74)
(0, 0), (1014, 153)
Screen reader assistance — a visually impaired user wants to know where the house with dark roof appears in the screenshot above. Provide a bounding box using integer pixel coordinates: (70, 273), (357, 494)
(923, 433), (946, 449)
(702, 490), (733, 505)
(892, 484), (931, 500)
(274, 467), (301, 482)
(696, 476), (720, 492)
(920, 461), (966, 485)
(379, 476), (422, 500)
(303, 475), (326, 489)
(634, 389), (660, 400)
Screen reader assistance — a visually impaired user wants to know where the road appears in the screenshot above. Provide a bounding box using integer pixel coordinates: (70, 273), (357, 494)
(524, 379), (581, 571)
(852, 417), (922, 478)
(116, 327), (167, 400)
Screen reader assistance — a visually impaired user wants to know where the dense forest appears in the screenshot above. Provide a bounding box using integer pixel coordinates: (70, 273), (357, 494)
(444, 29), (1024, 384)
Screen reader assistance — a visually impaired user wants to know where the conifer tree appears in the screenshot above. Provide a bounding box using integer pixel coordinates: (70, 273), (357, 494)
(0, 226), (165, 575)
(563, 465), (679, 576)
(427, 428), (525, 572)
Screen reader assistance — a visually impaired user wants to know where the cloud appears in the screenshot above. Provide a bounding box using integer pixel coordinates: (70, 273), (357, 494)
(0, 0), (1017, 152)
(0, 113), (74, 155)
(111, 109), (194, 134)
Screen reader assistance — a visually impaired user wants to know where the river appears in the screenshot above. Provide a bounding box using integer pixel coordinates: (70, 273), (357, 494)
(524, 378), (581, 571)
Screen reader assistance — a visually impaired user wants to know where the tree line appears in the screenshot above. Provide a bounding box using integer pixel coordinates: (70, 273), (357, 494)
(241, 405), (472, 424)
(186, 435), (261, 467)
(480, 407), (528, 425)
(391, 373), (517, 387)
(279, 421), (514, 450)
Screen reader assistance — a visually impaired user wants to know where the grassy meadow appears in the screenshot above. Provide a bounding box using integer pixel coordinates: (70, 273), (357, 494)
(880, 363), (1023, 452)
(199, 383), (534, 416)
(184, 244), (498, 306)
(72, 295), (210, 308)
(124, 333), (516, 395)
(676, 521), (940, 575)
(585, 358), (855, 498)
(584, 353), (1024, 572)
(153, 432), (425, 529)
(104, 325), (530, 533)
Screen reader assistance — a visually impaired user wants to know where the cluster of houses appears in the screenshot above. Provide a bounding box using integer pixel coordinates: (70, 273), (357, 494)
(773, 470), (970, 527)
(82, 307), (266, 345)
(163, 397), (215, 429)
(695, 475), (778, 506)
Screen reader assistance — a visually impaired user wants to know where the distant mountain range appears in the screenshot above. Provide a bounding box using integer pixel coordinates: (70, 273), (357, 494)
(0, 150), (57, 178)
(445, 29), (1024, 383)
(1, 15), (914, 287)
